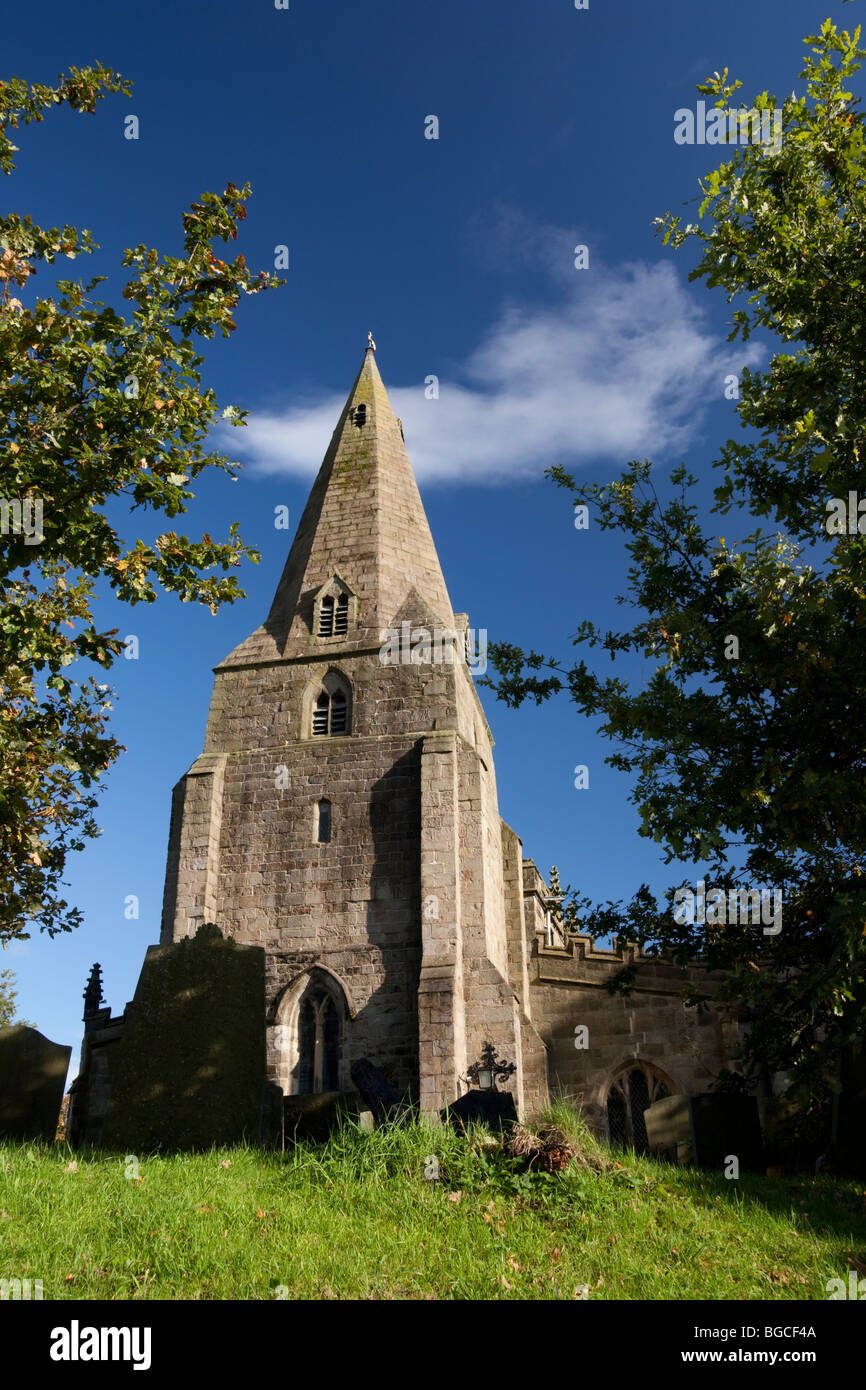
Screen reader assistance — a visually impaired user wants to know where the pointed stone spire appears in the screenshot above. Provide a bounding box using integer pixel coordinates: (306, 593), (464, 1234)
(222, 345), (454, 666)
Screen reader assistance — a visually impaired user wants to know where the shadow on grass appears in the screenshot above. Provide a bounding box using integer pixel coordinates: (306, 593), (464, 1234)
(638, 1154), (866, 1246)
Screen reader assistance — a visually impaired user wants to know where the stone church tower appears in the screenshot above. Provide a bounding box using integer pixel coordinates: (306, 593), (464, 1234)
(160, 344), (551, 1118)
(67, 343), (742, 1150)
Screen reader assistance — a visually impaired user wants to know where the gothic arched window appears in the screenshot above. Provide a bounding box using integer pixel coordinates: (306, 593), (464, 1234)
(605, 1062), (674, 1155)
(297, 987), (341, 1094)
(310, 670), (351, 738)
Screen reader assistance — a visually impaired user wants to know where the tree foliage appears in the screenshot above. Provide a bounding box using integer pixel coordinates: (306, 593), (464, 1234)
(0, 65), (280, 942)
(0, 966), (24, 1027)
(485, 20), (866, 1096)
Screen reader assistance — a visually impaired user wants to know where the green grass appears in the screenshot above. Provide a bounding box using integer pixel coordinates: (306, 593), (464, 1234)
(1, 1103), (863, 1300)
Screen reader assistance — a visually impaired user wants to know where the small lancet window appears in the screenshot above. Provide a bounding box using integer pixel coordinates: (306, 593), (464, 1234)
(317, 798), (331, 843)
(319, 595), (335, 637)
(354, 403), (367, 428)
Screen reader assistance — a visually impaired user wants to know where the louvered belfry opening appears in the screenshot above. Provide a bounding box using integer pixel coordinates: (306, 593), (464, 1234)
(335, 593), (349, 635)
(313, 691), (330, 735)
(312, 684), (349, 737)
(318, 595), (335, 637)
(329, 689), (347, 732)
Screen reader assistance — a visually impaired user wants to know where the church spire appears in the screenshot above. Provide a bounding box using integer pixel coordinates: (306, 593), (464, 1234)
(222, 344), (455, 666)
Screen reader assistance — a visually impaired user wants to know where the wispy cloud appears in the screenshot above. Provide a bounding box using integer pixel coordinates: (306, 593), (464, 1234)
(233, 258), (764, 486)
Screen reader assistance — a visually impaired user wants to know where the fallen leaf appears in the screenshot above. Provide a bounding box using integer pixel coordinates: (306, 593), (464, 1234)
(501, 1275), (511, 1290)
(197, 1204), (211, 1213)
(65, 1274), (75, 1284)
(506, 1256), (520, 1272)
(64, 1161), (78, 1174)
(220, 1160), (231, 1170)
(447, 1191), (462, 1203)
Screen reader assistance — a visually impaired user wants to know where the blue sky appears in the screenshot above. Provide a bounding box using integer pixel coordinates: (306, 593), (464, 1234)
(4, 0), (856, 1067)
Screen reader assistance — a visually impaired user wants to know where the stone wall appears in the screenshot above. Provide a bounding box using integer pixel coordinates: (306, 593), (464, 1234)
(67, 1007), (125, 1147)
(525, 866), (742, 1136)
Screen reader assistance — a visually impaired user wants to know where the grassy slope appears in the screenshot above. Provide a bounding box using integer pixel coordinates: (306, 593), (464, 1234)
(1, 1107), (863, 1301)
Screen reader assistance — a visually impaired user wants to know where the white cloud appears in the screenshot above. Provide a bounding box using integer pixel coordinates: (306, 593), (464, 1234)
(232, 260), (764, 486)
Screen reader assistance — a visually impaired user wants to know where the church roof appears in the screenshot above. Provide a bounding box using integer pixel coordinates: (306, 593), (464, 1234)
(219, 344), (455, 667)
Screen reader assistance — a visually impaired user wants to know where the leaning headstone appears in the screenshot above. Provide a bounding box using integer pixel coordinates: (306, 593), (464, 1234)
(101, 923), (265, 1151)
(643, 1095), (691, 1162)
(0, 1025), (71, 1142)
(350, 1057), (403, 1123)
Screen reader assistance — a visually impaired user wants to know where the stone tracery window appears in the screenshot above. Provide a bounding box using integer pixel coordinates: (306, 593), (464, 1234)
(297, 987), (341, 1094)
(273, 970), (349, 1098)
(605, 1062), (675, 1155)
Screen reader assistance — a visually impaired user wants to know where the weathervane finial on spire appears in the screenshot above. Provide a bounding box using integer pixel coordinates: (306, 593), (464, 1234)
(367, 331), (376, 352)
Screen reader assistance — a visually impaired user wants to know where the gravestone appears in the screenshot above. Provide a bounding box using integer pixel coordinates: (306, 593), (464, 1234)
(100, 923), (266, 1151)
(445, 1088), (517, 1133)
(644, 1093), (763, 1171)
(350, 1057), (403, 1123)
(0, 1025), (71, 1142)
